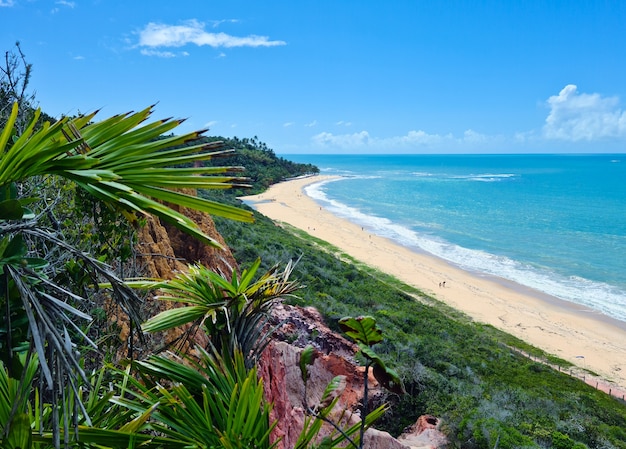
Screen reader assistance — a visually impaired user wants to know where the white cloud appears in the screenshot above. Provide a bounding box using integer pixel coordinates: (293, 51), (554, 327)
(312, 131), (371, 148)
(137, 20), (286, 51)
(335, 120), (352, 127)
(543, 84), (626, 141)
(311, 129), (502, 152)
(312, 130), (447, 149)
(204, 120), (218, 129)
(209, 19), (239, 28)
(302, 85), (626, 153)
(140, 49), (178, 58)
(283, 122), (294, 127)
(51, 0), (74, 13)
(396, 130), (452, 145)
(305, 120), (317, 127)
(0, 0), (15, 6)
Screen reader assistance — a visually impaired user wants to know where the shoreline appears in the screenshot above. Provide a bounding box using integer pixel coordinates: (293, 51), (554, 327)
(240, 175), (626, 395)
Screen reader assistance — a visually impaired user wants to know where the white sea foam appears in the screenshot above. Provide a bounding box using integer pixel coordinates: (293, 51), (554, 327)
(304, 178), (626, 323)
(450, 173), (517, 182)
(411, 171), (518, 182)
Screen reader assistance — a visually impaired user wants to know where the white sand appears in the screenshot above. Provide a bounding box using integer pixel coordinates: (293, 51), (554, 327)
(240, 175), (626, 396)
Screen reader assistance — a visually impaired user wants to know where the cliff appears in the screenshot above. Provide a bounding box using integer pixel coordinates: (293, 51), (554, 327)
(123, 202), (447, 449)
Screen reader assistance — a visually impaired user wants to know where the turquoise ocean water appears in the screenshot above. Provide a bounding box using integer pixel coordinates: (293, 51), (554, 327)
(284, 154), (626, 323)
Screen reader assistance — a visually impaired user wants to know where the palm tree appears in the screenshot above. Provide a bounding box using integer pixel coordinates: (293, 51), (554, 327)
(0, 101), (254, 446)
(140, 257), (301, 367)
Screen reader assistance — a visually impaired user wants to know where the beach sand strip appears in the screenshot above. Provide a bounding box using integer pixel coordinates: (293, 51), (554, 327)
(240, 175), (626, 397)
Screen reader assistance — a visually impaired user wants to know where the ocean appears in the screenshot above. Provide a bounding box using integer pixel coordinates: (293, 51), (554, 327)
(283, 154), (626, 323)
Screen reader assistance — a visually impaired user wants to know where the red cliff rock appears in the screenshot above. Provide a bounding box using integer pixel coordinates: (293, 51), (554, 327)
(109, 201), (237, 360)
(397, 415), (449, 449)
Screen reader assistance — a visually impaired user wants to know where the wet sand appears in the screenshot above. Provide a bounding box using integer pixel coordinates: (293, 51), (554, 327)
(240, 175), (626, 396)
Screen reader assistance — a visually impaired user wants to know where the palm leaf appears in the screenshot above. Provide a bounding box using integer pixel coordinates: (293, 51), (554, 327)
(139, 260), (300, 366)
(121, 348), (276, 449)
(141, 305), (208, 333)
(33, 426), (189, 449)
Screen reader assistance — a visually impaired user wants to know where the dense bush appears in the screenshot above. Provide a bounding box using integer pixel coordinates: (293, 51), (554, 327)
(201, 135), (318, 194)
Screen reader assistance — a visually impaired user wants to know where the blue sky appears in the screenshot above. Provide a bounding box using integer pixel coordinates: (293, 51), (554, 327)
(2, 0), (626, 154)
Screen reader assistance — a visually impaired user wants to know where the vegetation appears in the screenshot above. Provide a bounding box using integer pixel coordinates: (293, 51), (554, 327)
(198, 135), (319, 195)
(0, 97), (265, 446)
(108, 260), (305, 449)
(137, 258), (301, 367)
(212, 200), (626, 449)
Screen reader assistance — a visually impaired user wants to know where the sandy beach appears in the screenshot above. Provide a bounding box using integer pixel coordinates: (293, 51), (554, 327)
(240, 175), (626, 396)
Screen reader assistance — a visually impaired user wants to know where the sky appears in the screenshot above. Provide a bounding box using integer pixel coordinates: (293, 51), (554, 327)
(2, 0), (626, 154)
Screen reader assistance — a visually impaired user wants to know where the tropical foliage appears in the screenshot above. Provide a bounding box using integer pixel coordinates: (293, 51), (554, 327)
(0, 96), (256, 447)
(200, 135), (319, 195)
(117, 347), (277, 449)
(138, 257), (301, 366)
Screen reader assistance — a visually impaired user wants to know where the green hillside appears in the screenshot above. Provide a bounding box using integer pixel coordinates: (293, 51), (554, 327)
(197, 135), (319, 194)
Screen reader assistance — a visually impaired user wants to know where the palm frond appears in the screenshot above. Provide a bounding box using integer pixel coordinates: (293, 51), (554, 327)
(0, 103), (254, 248)
(140, 259), (301, 366)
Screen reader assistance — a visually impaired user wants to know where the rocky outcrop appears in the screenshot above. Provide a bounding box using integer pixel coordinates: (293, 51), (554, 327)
(136, 200), (236, 280)
(159, 198), (237, 277)
(397, 415), (448, 449)
(260, 304), (449, 449)
(259, 338), (406, 449)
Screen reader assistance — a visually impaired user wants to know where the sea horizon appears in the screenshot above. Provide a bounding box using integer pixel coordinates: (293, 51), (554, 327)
(283, 153), (626, 323)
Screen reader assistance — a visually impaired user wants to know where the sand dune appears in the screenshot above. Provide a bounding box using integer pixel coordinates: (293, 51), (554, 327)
(240, 175), (626, 397)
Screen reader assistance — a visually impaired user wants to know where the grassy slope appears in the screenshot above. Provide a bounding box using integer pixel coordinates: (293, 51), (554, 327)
(212, 201), (626, 449)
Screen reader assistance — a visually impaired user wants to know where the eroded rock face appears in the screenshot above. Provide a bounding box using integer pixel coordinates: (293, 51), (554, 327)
(259, 305), (404, 449)
(159, 198), (237, 277)
(109, 205), (237, 361)
(259, 304), (449, 449)
(397, 415), (449, 449)
(134, 214), (186, 280)
(259, 340), (407, 449)
(136, 203), (236, 280)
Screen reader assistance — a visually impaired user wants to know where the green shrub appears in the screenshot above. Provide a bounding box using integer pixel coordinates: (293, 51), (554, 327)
(552, 431), (575, 449)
